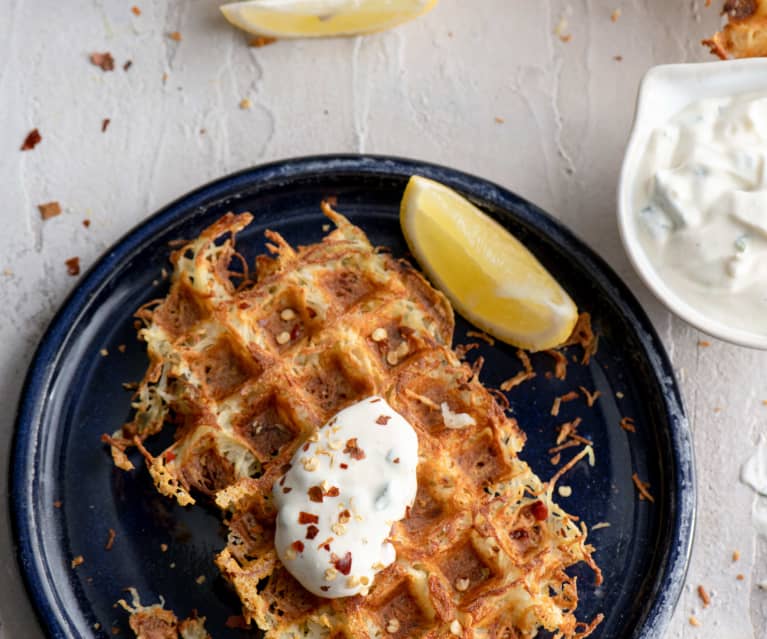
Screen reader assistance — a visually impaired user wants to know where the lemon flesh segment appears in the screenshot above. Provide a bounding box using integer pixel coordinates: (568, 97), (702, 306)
(220, 0), (438, 38)
(400, 176), (578, 352)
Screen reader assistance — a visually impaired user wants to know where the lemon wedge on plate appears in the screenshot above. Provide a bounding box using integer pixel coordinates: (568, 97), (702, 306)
(400, 176), (578, 351)
(220, 0), (438, 38)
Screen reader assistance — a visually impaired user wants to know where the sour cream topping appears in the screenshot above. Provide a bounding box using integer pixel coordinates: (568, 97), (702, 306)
(273, 397), (418, 598)
(634, 91), (767, 333)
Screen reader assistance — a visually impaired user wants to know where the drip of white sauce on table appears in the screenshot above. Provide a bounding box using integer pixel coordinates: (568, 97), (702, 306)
(633, 91), (767, 333)
(273, 396), (418, 598)
(740, 437), (767, 537)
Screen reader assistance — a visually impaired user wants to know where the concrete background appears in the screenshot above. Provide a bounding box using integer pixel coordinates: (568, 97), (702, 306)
(1, 1), (765, 636)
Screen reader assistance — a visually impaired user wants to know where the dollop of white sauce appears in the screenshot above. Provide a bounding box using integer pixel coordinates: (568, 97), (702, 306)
(634, 91), (767, 333)
(273, 397), (418, 598)
(740, 437), (767, 538)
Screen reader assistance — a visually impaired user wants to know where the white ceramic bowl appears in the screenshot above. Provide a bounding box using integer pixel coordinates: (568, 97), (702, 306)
(618, 59), (767, 350)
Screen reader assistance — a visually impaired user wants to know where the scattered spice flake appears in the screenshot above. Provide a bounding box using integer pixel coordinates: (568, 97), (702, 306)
(38, 201), (62, 220)
(306, 525), (319, 540)
(239, 98), (252, 110)
(168, 31), (182, 42)
(376, 415), (391, 425)
(100, 348), (109, 357)
(611, 8), (621, 22)
(620, 416), (636, 433)
(308, 486), (324, 503)
(82, 219), (91, 228)
(65, 257), (81, 276)
(339, 463), (349, 470)
(551, 391), (579, 417)
(500, 349), (536, 391)
(104, 528), (116, 551)
(737, 573), (745, 580)
(20, 128), (42, 151)
(298, 512), (319, 525)
(545, 349), (568, 380)
(249, 36), (277, 47)
(632, 473), (655, 503)
(698, 340), (711, 347)
(53, 500), (62, 508)
(733, 549), (741, 562)
(613, 55), (623, 61)
(292, 540), (305, 553)
(563, 312), (599, 364)
(689, 615), (701, 627)
(123, 60), (133, 71)
(333, 551), (352, 575)
(590, 521), (611, 530)
(343, 438), (366, 460)
(71, 555), (85, 569)
(131, 5), (141, 16)
(697, 585), (711, 607)
(466, 330), (495, 346)
(494, 116), (505, 124)
(160, 543), (168, 552)
(225, 615), (249, 629)
(102, 118), (111, 132)
(579, 386), (601, 407)
(326, 486), (340, 497)
(195, 575), (206, 584)
(117, 344), (126, 353)
(90, 52), (115, 71)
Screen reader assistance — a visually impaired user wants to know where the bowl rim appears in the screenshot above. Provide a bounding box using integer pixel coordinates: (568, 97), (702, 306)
(617, 59), (767, 350)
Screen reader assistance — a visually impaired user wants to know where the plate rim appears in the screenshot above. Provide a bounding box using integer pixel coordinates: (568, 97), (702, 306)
(10, 153), (695, 639)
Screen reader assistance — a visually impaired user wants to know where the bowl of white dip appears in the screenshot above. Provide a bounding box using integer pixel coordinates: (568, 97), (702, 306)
(619, 59), (767, 349)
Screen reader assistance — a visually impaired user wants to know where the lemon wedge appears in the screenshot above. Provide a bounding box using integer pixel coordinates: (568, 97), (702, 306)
(220, 0), (438, 38)
(400, 176), (578, 351)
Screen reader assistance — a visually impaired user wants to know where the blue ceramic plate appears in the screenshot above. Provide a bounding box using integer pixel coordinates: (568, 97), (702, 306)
(12, 156), (694, 639)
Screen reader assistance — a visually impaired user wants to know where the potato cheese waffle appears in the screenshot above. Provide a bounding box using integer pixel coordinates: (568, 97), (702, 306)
(105, 203), (602, 638)
(705, 0), (767, 58)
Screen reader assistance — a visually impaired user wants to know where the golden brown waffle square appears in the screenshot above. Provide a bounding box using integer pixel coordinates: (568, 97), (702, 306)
(106, 204), (601, 638)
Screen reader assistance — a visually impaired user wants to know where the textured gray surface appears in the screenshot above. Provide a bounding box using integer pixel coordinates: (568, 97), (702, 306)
(1, 1), (765, 637)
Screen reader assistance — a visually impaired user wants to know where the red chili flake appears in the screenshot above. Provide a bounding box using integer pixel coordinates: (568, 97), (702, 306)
(104, 528), (116, 550)
(282, 486), (292, 494)
(405, 505), (411, 518)
(306, 525), (319, 540)
(53, 500), (62, 508)
(279, 476), (286, 486)
(82, 219), (91, 228)
(510, 529), (529, 540)
(291, 540), (305, 553)
(123, 60), (133, 71)
(249, 36), (277, 47)
(302, 442), (310, 452)
(101, 118), (111, 133)
(131, 5), (141, 16)
(376, 415), (391, 425)
(340, 463), (349, 470)
(326, 487), (340, 497)
(530, 500), (548, 521)
(334, 552), (352, 575)
(307, 308), (317, 319)
(225, 616), (249, 629)
(370, 398), (381, 403)
(321, 543), (331, 552)
(38, 201), (62, 220)
(90, 52), (115, 71)
(164, 451), (176, 462)
(20, 128), (42, 151)
(298, 512), (319, 525)
(308, 486), (324, 503)
(393, 458), (400, 464)
(343, 438), (366, 460)
(290, 324), (300, 340)
(338, 509), (351, 523)
(65, 257), (81, 276)
(320, 585), (330, 592)
(168, 31), (182, 42)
